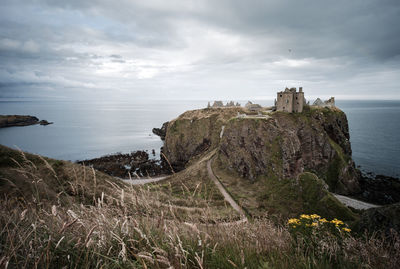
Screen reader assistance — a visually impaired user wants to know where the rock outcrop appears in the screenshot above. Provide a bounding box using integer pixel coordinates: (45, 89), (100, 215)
(39, 120), (53, 126)
(0, 115), (39, 128)
(163, 107), (244, 171)
(0, 115), (53, 128)
(163, 105), (360, 195)
(79, 150), (171, 178)
(355, 203), (400, 236)
(152, 122), (169, 140)
(355, 174), (400, 205)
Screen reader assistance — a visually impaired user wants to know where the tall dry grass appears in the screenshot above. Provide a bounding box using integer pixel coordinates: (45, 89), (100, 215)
(1, 152), (400, 268)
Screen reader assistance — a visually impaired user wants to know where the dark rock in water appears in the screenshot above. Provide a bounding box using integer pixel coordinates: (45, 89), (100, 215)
(0, 115), (53, 128)
(354, 203), (400, 236)
(79, 150), (172, 178)
(39, 120), (53, 126)
(152, 121), (169, 140)
(353, 173), (400, 205)
(0, 115), (39, 128)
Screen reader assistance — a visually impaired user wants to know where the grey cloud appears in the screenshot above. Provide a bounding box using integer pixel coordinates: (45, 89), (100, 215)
(0, 0), (399, 100)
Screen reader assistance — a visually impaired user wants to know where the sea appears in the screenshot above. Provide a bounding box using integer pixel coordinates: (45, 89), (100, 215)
(0, 99), (399, 177)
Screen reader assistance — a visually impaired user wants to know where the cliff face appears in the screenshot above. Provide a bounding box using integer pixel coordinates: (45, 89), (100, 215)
(219, 107), (360, 194)
(163, 106), (360, 195)
(163, 107), (244, 170)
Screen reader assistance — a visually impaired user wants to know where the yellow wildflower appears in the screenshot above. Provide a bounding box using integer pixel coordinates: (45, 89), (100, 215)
(331, 219), (344, 226)
(310, 214), (321, 219)
(342, 228), (351, 233)
(288, 218), (300, 225)
(320, 218), (328, 223)
(311, 222), (318, 227)
(300, 214), (311, 219)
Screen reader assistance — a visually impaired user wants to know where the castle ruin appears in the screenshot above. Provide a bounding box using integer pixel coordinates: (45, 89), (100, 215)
(207, 101), (241, 108)
(276, 87), (305, 113)
(313, 97), (335, 107)
(245, 101), (262, 112)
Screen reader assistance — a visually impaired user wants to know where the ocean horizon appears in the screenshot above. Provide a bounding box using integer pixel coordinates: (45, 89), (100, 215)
(0, 98), (399, 177)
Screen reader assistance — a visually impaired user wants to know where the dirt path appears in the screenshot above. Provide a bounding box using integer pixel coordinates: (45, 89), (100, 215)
(207, 158), (248, 221)
(122, 176), (168, 185)
(333, 194), (380, 210)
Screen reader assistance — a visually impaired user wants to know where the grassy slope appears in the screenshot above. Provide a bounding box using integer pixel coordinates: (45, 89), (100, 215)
(0, 144), (127, 206)
(0, 145), (236, 222)
(1, 145), (399, 268)
(146, 150), (240, 222)
(212, 156), (357, 222)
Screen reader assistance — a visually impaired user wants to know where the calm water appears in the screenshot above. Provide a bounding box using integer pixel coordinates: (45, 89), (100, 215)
(0, 99), (206, 161)
(0, 99), (399, 177)
(337, 100), (400, 177)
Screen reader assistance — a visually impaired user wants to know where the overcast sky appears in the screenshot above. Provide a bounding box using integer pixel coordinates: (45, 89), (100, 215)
(0, 0), (399, 101)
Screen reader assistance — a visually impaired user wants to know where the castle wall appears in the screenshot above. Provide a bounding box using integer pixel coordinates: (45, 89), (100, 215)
(293, 92), (304, 113)
(276, 87), (304, 113)
(276, 92), (294, 112)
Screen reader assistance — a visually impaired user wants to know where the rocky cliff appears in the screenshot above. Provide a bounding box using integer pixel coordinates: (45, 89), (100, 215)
(163, 105), (360, 195)
(163, 107), (244, 170)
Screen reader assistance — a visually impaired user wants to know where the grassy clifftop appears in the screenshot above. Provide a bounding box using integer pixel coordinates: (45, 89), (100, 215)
(1, 143), (399, 267)
(161, 105), (362, 220)
(164, 107), (245, 170)
(164, 106), (360, 194)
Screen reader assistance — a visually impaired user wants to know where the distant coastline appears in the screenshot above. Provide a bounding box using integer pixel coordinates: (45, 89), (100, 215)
(0, 115), (53, 128)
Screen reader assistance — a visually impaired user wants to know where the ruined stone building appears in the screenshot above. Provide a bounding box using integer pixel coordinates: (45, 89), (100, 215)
(207, 101), (241, 108)
(212, 101), (224, 108)
(245, 101), (262, 112)
(313, 97), (335, 107)
(276, 87), (304, 113)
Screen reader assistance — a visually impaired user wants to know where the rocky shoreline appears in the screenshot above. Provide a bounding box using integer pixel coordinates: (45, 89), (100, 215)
(78, 121), (173, 179)
(78, 150), (172, 179)
(353, 173), (400, 205)
(0, 115), (53, 128)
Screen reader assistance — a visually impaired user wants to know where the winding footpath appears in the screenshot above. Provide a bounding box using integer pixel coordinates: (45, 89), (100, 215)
(120, 156), (379, 220)
(333, 194), (379, 210)
(206, 158), (248, 222)
(123, 176), (167, 185)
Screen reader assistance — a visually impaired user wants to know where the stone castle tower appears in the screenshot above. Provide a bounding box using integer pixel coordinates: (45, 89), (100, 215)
(276, 87), (304, 113)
